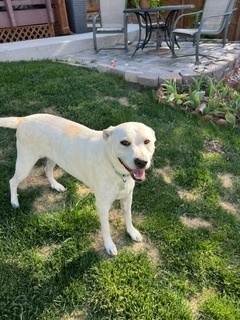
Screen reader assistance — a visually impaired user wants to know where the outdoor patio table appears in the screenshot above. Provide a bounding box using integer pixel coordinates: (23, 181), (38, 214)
(124, 5), (195, 57)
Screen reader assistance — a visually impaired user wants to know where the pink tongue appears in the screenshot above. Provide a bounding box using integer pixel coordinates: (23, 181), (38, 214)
(131, 169), (145, 181)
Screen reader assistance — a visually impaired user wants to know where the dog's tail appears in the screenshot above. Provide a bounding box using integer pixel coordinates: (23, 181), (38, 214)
(0, 117), (24, 129)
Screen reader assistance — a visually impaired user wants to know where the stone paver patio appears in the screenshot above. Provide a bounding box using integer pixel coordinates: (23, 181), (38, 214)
(59, 40), (240, 87)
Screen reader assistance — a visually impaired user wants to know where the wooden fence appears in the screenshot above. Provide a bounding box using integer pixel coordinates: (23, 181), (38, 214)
(0, 0), (70, 42)
(86, 0), (240, 41)
(0, 0), (239, 42)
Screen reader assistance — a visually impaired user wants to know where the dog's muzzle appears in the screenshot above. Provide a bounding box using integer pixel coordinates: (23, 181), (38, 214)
(118, 158), (147, 182)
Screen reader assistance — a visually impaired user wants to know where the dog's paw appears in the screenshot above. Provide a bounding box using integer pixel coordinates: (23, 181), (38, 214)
(105, 240), (118, 256)
(11, 200), (19, 208)
(128, 227), (143, 242)
(51, 181), (66, 192)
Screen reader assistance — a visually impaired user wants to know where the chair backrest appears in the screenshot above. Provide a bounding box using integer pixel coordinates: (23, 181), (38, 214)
(99, 0), (127, 29)
(201, 0), (236, 32)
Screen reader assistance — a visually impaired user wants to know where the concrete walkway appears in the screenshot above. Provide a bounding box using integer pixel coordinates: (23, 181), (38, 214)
(1, 24), (240, 87)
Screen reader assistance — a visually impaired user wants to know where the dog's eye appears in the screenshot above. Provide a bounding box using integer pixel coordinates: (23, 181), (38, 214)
(120, 140), (131, 146)
(144, 139), (150, 145)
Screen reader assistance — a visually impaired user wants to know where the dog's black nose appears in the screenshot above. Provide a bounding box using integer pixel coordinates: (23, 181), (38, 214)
(134, 158), (147, 169)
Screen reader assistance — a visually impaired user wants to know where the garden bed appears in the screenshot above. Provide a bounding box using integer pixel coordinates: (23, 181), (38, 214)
(157, 65), (240, 127)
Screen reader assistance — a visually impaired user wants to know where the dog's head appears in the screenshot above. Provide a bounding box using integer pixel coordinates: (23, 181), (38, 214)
(103, 122), (156, 182)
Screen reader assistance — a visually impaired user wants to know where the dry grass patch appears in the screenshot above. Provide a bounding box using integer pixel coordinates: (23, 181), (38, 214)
(188, 288), (217, 319)
(217, 173), (234, 189)
(19, 165), (64, 189)
(61, 310), (87, 320)
(91, 208), (147, 256)
(107, 209), (130, 250)
(91, 208), (127, 256)
(76, 184), (92, 197)
(204, 138), (225, 155)
(19, 165), (67, 213)
(180, 216), (212, 229)
(103, 96), (130, 107)
(33, 189), (67, 213)
(153, 166), (173, 184)
(37, 244), (60, 260)
(102, 96), (139, 109)
(19, 166), (48, 189)
(91, 230), (105, 255)
(178, 189), (200, 202)
(43, 107), (62, 116)
(131, 241), (161, 265)
(118, 97), (130, 107)
(220, 201), (240, 219)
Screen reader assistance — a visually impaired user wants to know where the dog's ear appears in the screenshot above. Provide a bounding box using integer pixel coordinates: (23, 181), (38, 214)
(103, 126), (115, 141)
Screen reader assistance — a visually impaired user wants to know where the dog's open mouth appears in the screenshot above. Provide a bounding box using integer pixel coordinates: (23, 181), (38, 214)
(118, 158), (145, 182)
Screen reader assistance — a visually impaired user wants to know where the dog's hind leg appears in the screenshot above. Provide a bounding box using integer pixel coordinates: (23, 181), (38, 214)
(45, 158), (66, 192)
(9, 147), (39, 208)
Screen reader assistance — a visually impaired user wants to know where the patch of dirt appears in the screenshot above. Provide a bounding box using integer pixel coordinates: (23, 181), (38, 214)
(91, 208), (127, 257)
(42, 107), (62, 116)
(76, 184), (92, 197)
(178, 190), (200, 202)
(61, 310), (87, 320)
(225, 65), (240, 89)
(204, 137), (225, 154)
(32, 189), (67, 213)
(103, 96), (130, 107)
(91, 208), (160, 264)
(19, 165), (67, 213)
(18, 166), (47, 189)
(180, 216), (212, 229)
(91, 208), (143, 256)
(19, 165), (65, 190)
(219, 201), (240, 219)
(102, 96), (139, 109)
(217, 173), (234, 189)
(37, 244), (60, 259)
(118, 97), (130, 107)
(188, 288), (217, 319)
(132, 242), (161, 265)
(153, 166), (173, 184)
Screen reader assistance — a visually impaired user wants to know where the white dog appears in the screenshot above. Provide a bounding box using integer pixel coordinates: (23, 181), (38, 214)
(0, 114), (156, 255)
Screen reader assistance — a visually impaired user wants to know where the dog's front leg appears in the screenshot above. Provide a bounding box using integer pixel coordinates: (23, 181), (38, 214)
(95, 199), (118, 256)
(121, 193), (143, 242)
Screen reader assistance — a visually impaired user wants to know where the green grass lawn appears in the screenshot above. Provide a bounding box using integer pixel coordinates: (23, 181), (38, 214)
(0, 60), (239, 320)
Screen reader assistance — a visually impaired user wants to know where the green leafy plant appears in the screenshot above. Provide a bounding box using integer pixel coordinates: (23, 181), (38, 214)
(158, 75), (240, 127)
(158, 78), (188, 106)
(148, 0), (161, 7)
(131, 0), (162, 8)
(185, 90), (205, 110)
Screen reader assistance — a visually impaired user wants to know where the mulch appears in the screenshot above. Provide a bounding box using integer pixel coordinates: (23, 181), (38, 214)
(225, 65), (240, 89)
